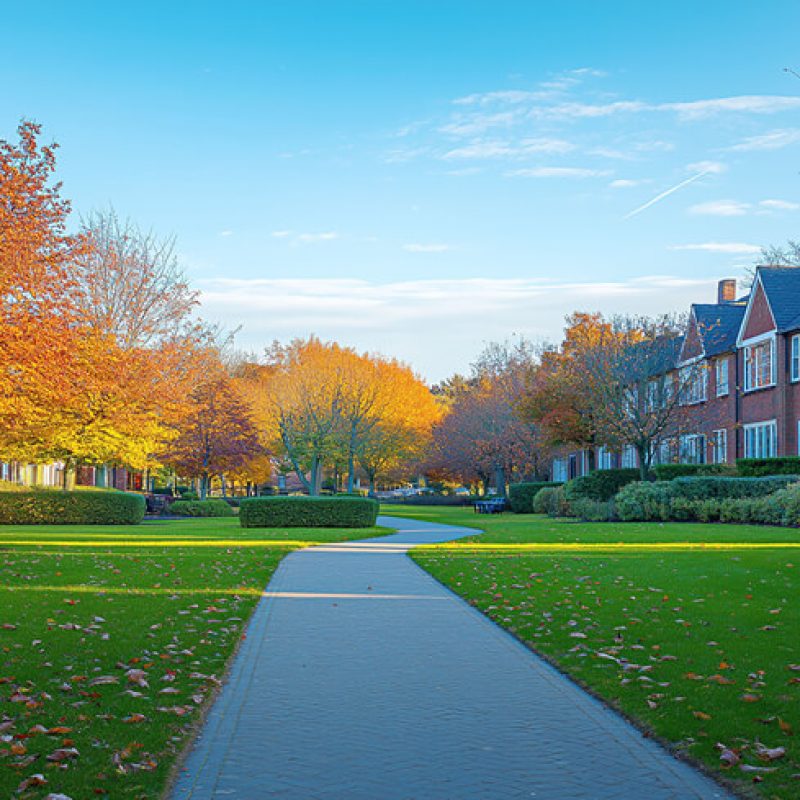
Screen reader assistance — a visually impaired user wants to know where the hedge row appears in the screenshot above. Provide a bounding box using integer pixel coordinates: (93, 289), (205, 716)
(0, 490), (145, 525)
(508, 482), (563, 513)
(652, 463), (736, 480)
(615, 475), (800, 522)
(737, 457), (800, 476)
(170, 499), (235, 517)
(240, 496), (379, 528)
(563, 468), (641, 502)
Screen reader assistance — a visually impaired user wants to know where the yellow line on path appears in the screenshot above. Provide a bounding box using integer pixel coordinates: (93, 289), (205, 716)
(417, 541), (800, 552)
(0, 539), (317, 548)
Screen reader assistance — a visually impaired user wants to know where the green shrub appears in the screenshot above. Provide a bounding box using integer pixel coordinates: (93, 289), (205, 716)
(737, 457), (800, 477)
(181, 491), (199, 501)
(240, 496), (379, 528)
(170, 499), (235, 517)
(569, 497), (615, 522)
(564, 468), (641, 503)
(615, 482), (672, 522)
(670, 475), (798, 500)
(508, 482), (563, 513)
(533, 486), (560, 515)
(696, 499), (723, 523)
(653, 463), (737, 480)
(0, 490), (145, 525)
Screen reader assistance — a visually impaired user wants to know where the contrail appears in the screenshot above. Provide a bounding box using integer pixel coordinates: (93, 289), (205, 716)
(623, 169), (711, 219)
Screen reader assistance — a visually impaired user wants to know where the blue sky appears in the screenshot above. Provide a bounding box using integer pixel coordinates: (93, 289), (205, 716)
(3, 1), (800, 379)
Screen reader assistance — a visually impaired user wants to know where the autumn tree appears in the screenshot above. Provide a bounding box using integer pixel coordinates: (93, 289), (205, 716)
(0, 122), (88, 462)
(164, 376), (261, 499)
(427, 340), (542, 494)
(241, 338), (439, 495)
(579, 315), (692, 479)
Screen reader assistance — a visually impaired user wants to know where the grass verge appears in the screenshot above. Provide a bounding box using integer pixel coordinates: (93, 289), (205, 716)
(0, 517), (385, 799)
(392, 506), (800, 800)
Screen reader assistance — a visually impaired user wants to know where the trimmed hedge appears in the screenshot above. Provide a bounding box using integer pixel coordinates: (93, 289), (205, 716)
(0, 490), (145, 525)
(669, 475), (799, 500)
(564, 468), (641, 503)
(737, 457), (800, 477)
(170, 499), (235, 517)
(615, 476), (800, 523)
(240, 496), (379, 528)
(508, 482), (563, 513)
(653, 463), (737, 480)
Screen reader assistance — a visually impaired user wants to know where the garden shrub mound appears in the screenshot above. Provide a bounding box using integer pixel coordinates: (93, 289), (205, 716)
(564, 468), (641, 503)
(737, 456), (800, 476)
(653, 463), (736, 480)
(240, 496), (379, 528)
(508, 481), (562, 513)
(532, 485), (567, 516)
(616, 475), (800, 524)
(0, 490), (145, 525)
(170, 499), (235, 517)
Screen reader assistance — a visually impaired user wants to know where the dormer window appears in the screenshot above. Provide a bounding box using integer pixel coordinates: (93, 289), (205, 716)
(743, 337), (774, 391)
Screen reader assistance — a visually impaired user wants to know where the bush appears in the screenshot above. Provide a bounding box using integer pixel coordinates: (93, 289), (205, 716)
(653, 463), (737, 480)
(533, 486), (561, 515)
(170, 499), (235, 517)
(181, 491), (199, 501)
(669, 475), (799, 501)
(569, 497), (615, 522)
(615, 482), (672, 522)
(737, 457), (800, 477)
(508, 482), (563, 513)
(0, 490), (145, 525)
(564, 469), (641, 503)
(240, 496), (379, 528)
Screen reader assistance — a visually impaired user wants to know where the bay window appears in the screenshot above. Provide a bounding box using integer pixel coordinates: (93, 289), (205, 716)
(744, 420), (777, 458)
(744, 338), (774, 391)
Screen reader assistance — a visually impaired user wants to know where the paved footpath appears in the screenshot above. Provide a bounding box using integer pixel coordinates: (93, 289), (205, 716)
(171, 516), (731, 800)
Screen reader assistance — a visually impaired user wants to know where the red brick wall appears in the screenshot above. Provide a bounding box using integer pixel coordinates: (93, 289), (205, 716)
(742, 283), (776, 340)
(681, 317), (704, 361)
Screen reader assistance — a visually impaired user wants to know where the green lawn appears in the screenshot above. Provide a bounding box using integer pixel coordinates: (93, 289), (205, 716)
(393, 505), (800, 800)
(0, 517), (386, 799)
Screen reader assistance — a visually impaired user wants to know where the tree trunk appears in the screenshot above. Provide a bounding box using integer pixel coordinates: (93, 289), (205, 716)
(309, 455), (322, 496)
(200, 474), (208, 500)
(221, 474), (227, 498)
(494, 465), (507, 497)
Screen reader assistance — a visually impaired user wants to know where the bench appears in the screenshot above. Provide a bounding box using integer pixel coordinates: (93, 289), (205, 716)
(473, 498), (507, 514)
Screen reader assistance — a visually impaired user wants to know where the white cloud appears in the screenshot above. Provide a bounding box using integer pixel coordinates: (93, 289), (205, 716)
(219, 230), (234, 237)
(759, 198), (800, 211)
(402, 243), (453, 253)
(670, 242), (761, 254)
(661, 96), (800, 118)
(442, 137), (574, 160)
(296, 232), (339, 243)
(686, 160), (727, 174)
(506, 166), (611, 178)
(271, 230), (292, 238)
(197, 274), (732, 381)
(688, 200), (750, 216)
(726, 128), (800, 151)
(609, 179), (640, 188)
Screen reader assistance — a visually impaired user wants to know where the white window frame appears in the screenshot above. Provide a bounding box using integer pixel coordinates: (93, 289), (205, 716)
(552, 457), (568, 483)
(744, 420), (778, 459)
(621, 445), (637, 469)
(791, 334), (800, 383)
(679, 362), (707, 405)
(679, 433), (706, 464)
(711, 429), (728, 464)
(715, 357), (729, 397)
(743, 334), (776, 392)
(596, 446), (614, 471)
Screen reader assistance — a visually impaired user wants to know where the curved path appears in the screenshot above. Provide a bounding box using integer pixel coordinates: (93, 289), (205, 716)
(171, 516), (731, 799)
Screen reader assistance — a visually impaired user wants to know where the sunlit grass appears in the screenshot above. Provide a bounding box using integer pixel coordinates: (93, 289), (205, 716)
(0, 517), (386, 799)
(402, 505), (800, 800)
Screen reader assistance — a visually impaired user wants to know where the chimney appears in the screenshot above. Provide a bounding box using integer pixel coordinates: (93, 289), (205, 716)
(717, 278), (737, 305)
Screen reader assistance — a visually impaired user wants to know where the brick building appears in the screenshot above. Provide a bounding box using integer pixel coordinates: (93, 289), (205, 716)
(552, 267), (800, 479)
